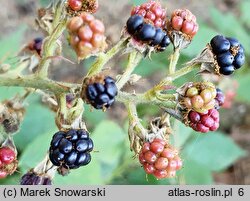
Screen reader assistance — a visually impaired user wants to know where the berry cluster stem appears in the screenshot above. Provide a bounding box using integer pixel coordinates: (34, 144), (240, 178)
(86, 38), (129, 77)
(0, 74), (74, 95)
(117, 91), (176, 108)
(126, 102), (147, 141)
(168, 48), (180, 74)
(116, 51), (142, 90)
(36, 19), (67, 79)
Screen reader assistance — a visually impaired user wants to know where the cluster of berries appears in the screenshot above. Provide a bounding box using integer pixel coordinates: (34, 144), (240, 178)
(126, 1), (170, 52)
(168, 9), (198, 39)
(188, 108), (219, 133)
(210, 35), (245, 75)
(179, 82), (225, 133)
(139, 139), (182, 179)
(49, 129), (93, 169)
(0, 147), (17, 179)
(20, 171), (52, 185)
(182, 82), (217, 114)
(67, 12), (106, 60)
(81, 75), (118, 110)
(131, 1), (166, 28)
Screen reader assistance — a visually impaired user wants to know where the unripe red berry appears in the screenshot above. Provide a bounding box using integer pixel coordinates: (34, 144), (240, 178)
(144, 151), (157, 163)
(0, 147), (15, 165)
(0, 170), (8, 179)
(150, 142), (164, 154)
(68, 0), (82, 11)
(153, 169), (168, 179)
(143, 163), (155, 174)
(154, 157), (169, 170)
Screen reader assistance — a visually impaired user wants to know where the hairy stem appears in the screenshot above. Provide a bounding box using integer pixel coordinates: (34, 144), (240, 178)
(126, 102), (147, 141)
(168, 48), (180, 74)
(87, 38), (129, 77)
(36, 20), (67, 78)
(117, 91), (176, 109)
(116, 51), (142, 90)
(0, 74), (75, 95)
(163, 64), (199, 84)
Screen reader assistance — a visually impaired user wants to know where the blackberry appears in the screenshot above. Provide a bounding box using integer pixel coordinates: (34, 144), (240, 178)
(20, 172), (52, 185)
(83, 75), (118, 109)
(210, 35), (245, 75)
(126, 15), (144, 35)
(49, 129), (93, 169)
(135, 23), (156, 41)
(210, 35), (230, 55)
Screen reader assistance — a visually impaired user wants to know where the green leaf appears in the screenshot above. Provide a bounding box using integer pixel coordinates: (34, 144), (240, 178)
(83, 105), (107, 129)
(240, 0), (250, 28)
(235, 74), (250, 103)
(19, 131), (55, 171)
(171, 120), (193, 148)
(181, 159), (213, 184)
(183, 131), (246, 171)
(14, 94), (56, 151)
(91, 120), (126, 181)
(0, 26), (26, 61)
(0, 87), (24, 101)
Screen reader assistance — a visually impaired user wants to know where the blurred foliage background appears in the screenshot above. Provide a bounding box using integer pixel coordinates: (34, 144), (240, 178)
(0, 0), (250, 185)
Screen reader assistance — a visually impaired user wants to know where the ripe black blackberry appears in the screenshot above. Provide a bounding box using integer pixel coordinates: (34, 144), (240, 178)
(49, 129), (93, 169)
(126, 15), (170, 51)
(20, 172), (52, 185)
(210, 35), (245, 75)
(82, 75), (118, 109)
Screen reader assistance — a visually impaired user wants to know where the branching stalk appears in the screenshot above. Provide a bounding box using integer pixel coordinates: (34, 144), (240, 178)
(116, 51), (142, 90)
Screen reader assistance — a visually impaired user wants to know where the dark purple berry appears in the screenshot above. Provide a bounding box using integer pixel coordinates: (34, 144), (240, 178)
(160, 35), (171, 49)
(58, 138), (73, 154)
(65, 151), (78, 165)
(51, 132), (64, 149)
(136, 23), (156, 41)
(94, 83), (105, 93)
(87, 85), (98, 100)
(233, 52), (245, 69)
(66, 129), (78, 141)
(20, 172), (52, 185)
(97, 94), (110, 105)
(219, 65), (235, 75)
(76, 140), (89, 152)
(105, 76), (115, 84)
(217, 52), (234, 67)
(210, 35), (230, 54)
(150, 28), (165, 46)
(105, 83), (118, 97)
(126, 15), (144, 35)
(226, 37), (240, 47)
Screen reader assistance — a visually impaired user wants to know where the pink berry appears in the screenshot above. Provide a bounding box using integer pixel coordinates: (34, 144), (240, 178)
(0, 147), (15, 165)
